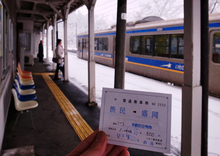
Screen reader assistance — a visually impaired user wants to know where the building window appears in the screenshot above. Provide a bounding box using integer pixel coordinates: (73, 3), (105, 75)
(19, 33), (31, 51)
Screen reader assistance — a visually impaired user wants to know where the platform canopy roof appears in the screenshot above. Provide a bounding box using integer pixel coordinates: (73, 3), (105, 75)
(16, 0), (90, 31)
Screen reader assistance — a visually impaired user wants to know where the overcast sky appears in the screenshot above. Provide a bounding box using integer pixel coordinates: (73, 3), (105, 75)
(77, 0), (184, 22)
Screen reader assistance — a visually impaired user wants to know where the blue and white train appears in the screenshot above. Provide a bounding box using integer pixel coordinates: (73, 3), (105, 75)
(77, 14), (220, 97)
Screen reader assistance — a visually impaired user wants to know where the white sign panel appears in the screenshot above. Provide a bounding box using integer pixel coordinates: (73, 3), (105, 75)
(121, 13), (127, 20)
(99, 88), (172, 153)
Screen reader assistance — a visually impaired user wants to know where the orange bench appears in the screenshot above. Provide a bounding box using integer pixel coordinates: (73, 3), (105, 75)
(18, 62), (32, 76)
(17, 67), (33, 80)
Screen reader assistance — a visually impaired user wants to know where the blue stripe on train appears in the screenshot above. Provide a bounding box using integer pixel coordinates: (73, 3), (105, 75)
(95, 52), (113, 58)
(96, 32), (116, 36)
(93, 52), (184, 72)
(162, 26), (184, 31)
(126, 56), (184, 72)
(209, 22), (220, 27)
(127, 28), (158, 34)
(78, 35), (88, 38)
(77, 22), (220, 38)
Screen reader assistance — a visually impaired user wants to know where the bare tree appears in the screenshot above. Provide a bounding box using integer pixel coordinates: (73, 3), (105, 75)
(209, 0), (220, 14)
(95, 14), (110, 30)
(130, 0), (183, 21)
(130, 0), (220, 22)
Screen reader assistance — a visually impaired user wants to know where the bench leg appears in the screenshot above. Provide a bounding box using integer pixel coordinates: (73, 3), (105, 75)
(30, 110), (36, 129)
(12, 112), (21, 132)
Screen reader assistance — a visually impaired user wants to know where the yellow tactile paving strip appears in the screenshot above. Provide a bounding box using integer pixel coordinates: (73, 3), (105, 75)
(34, 73), (94, 141)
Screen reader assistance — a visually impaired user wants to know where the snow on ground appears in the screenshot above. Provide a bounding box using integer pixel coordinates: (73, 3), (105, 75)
(51, 52), (220, 155)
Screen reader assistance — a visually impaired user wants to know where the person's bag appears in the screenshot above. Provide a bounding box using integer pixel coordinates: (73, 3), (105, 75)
(52, 57), (58, 63)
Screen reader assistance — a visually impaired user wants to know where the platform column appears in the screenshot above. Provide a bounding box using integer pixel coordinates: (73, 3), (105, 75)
(52, 14), (57, 71)
(63, 4), (70, 81)
(181, 0), (202, 155)
(114, 0), (127, 89)
(201, 1), (209, 156)
(46, 22), (49, 65)
(84, 0), (97, 106)
(41, 24), (45, 41)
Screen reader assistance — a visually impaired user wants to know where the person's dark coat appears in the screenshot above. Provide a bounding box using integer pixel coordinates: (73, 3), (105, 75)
(38, 42), (44, 58)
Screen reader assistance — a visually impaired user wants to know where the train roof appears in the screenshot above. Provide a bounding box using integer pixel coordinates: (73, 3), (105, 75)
(78, 13), (220, 37)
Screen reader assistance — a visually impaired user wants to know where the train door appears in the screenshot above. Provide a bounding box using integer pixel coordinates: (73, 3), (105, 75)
(77, 38), (82, 58)
(113, 36), (116, 67)
(209, 30), (220, 96)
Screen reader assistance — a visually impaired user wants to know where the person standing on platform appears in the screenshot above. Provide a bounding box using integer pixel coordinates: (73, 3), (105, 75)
(38, 40), (44, 62)
(54, 39), (64, 80)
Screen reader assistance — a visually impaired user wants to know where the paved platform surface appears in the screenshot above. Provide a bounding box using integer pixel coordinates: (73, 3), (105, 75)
(1, 59), (164, 156)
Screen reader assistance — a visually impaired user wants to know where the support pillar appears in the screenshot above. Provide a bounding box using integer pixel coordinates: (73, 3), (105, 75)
(42, 24), (45, 62)
(52, 14), (57, 71)
(46, 22), (49, 64)
(56, 23), (58, 45)
(86, 0), (97, 106)
(201, 0), (209, 155)
(181, 0), (202, 155)
(114, 0), (127, 89)
(41, 24), (45, 40)
(63, 4), (70, 81)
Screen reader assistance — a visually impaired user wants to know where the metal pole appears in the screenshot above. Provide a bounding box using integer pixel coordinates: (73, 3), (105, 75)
(201, 0), (209, 155)
(87, 1), (97, 106)
(114, 0), (127, 89)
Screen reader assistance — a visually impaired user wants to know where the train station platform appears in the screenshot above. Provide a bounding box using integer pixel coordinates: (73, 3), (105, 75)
(1, 59), (164, 156)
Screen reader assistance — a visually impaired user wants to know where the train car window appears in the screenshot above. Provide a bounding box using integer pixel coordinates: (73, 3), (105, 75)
(82, 39), (87, 49)
(99, 39), (103, 50)
(213, 32), (220, 63)
(130, 36), (140, 54)
(85, 39), (87, 48)
(155, 35), (169, 57)
(95, 38), (108, 51)
(82, 39), (84, 48)
(142, 36), (154, 55)
(95, 38), (99, 50)
(78, 39), (81, 50)
(103, 38), (108, 51)
(171, 34), (184, 59)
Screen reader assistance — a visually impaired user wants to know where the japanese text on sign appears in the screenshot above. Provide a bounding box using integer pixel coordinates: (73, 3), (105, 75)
(99, 88), (172, 153)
